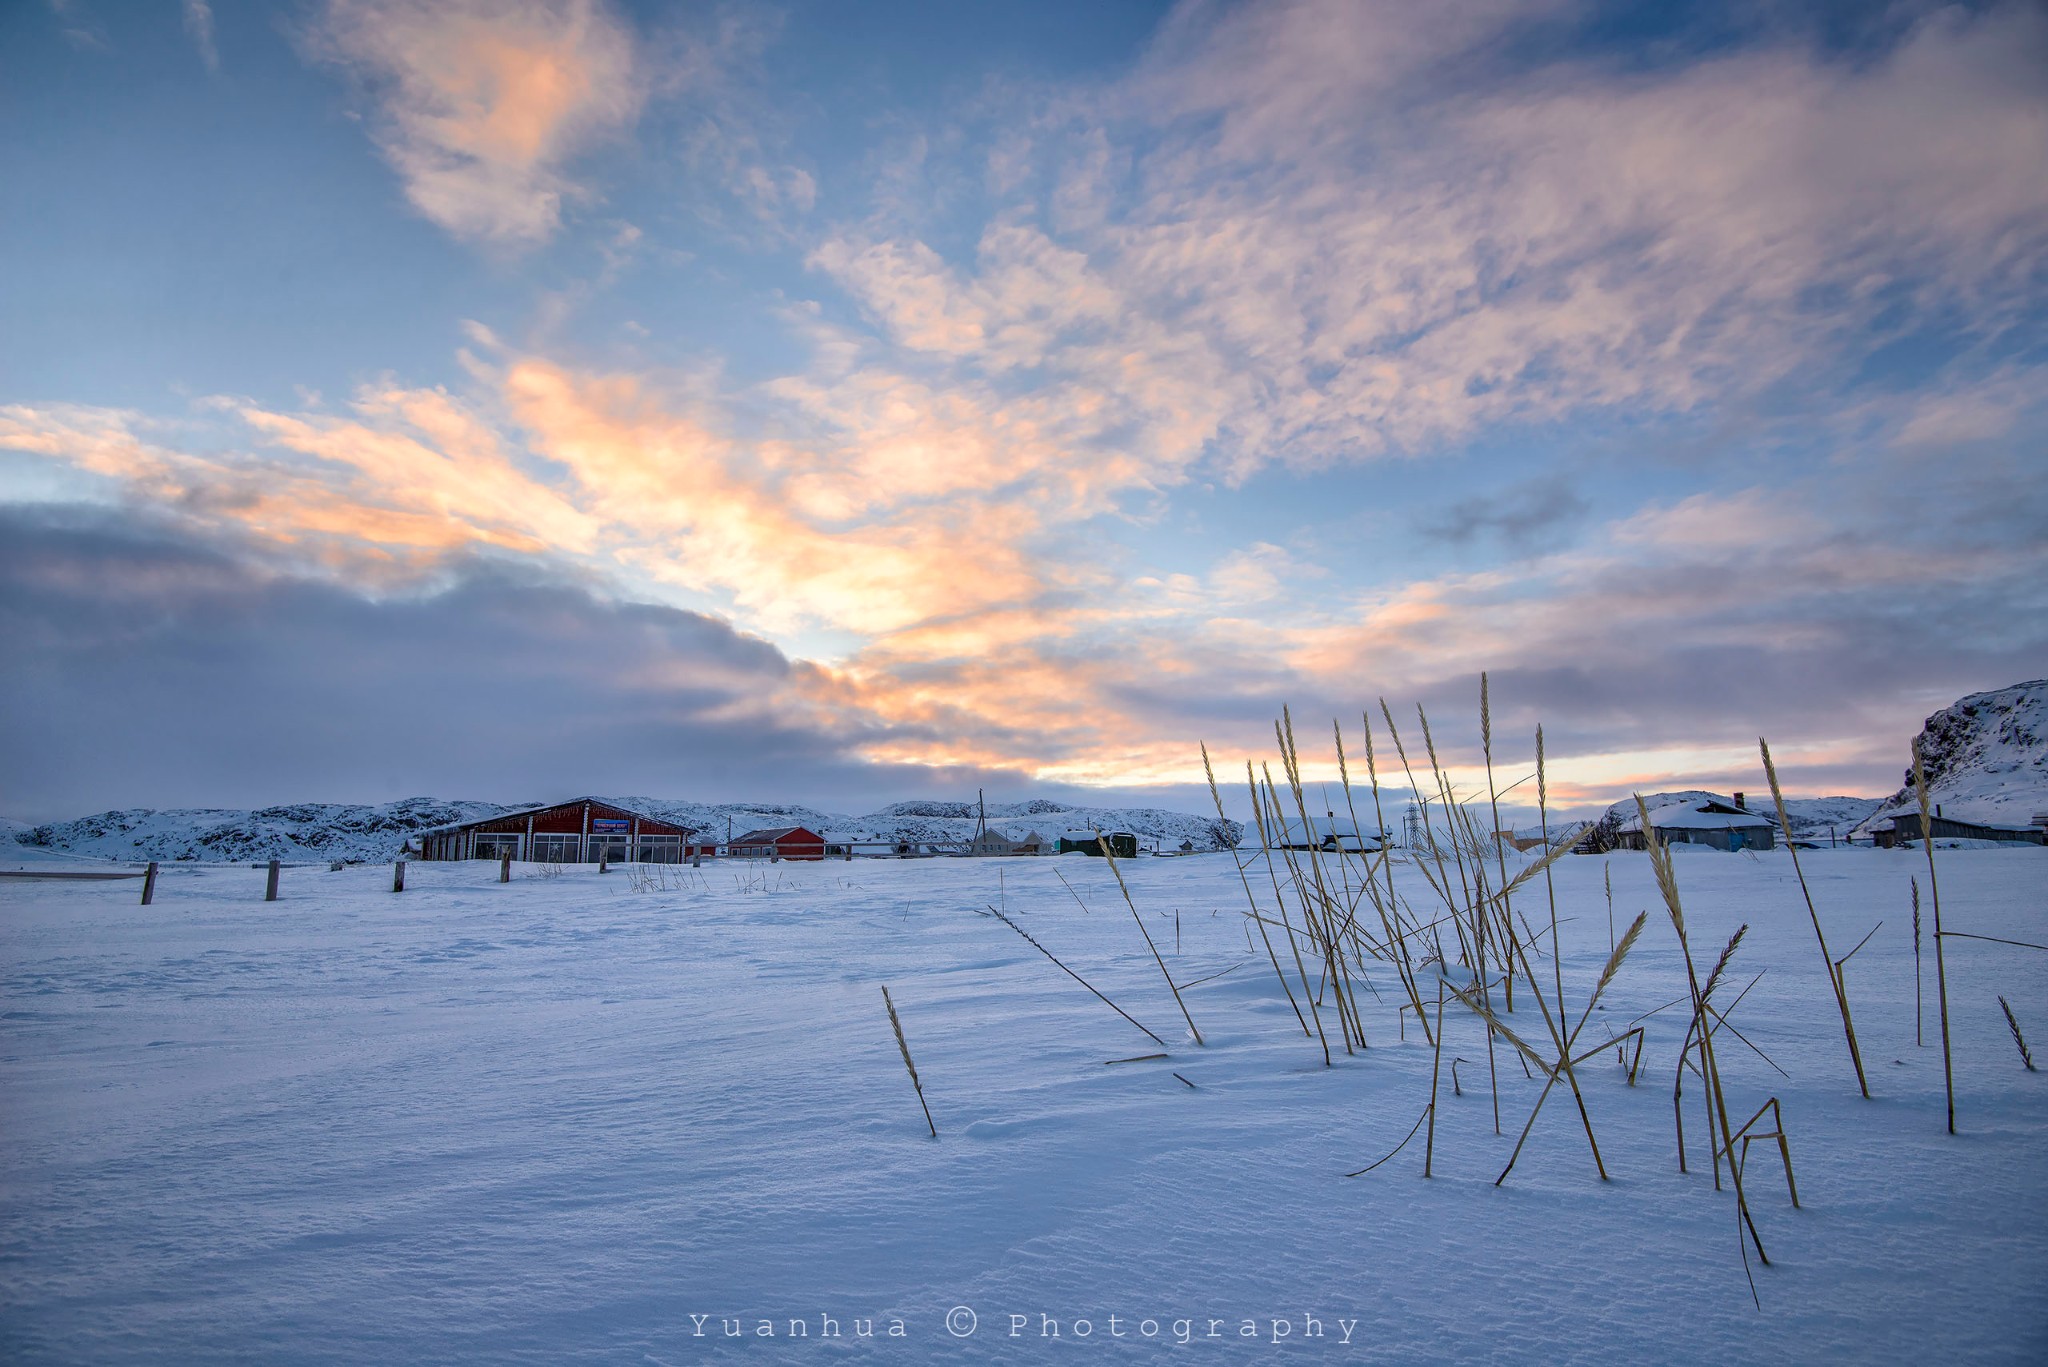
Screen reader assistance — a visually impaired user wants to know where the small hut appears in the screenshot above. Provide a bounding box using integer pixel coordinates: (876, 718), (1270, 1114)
(1058, 831), (1139, 858)
(729, 826), (829, 860)
(1617, 798), (1775, 852)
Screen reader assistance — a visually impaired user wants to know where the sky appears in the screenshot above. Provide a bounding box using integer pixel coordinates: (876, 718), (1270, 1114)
(2, 0), (2044, 823)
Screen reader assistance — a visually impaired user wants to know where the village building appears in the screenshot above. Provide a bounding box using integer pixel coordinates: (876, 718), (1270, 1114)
(728, 826), (834, 860)
(417, 799), (712, 864)
(963, 827), (1019, 857)
(1057, 831), (1139, 858)
(1869, 811), (2046, 847)
(1274, 814), (1384, 853)
(1616, 796), (1776, 852)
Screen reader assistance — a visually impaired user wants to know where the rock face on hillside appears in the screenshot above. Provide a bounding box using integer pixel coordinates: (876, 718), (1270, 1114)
(1855, 680), (2048, 835)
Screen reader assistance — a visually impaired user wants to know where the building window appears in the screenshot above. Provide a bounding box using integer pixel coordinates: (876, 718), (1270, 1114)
(532, 834), (581, 863)
(637, 836), (681, 863)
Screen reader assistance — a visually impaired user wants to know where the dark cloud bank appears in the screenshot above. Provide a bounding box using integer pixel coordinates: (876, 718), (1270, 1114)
(0, 506), (1101, 821)
(5, 500), (2043, 823)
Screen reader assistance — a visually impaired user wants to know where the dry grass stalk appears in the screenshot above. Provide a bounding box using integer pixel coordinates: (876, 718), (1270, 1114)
(1726, 1097), (1800, 1209)
(1335, 718), (1431, 1040)
(1913, 877), (1924, 1048)
(1205, 744), (1312, 1039)
(1481, 674), (1524, 1013)
(1914, 740), (1956, 1134)
(1097, 831), (1205, 1046)
(1264, 737), (1364, 1053)
(1642, 797), (1770, 1263)
(1347, 1104), (1432, 1177)
(1466, 852), (1614, 1174)
(1247, 761), (1333, 1065)
(984, 904), (1169, 1049)
(1398, 700), (1505, 1129)
(881, 985), (936, 1138)
(1536, 725), (1565, 1019)
(1425, 974), (1446, 1177)
(1491, 912), (1647, 1186)
(1761, 737), (1870, 1098)
(1999, 996), (2036, 1071)
(1275, 712), (1368, 1049)
(1605, 863), (1614, 955)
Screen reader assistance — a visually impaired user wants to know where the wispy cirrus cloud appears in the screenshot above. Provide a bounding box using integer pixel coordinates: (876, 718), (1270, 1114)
(808, 0), (2048, 487)
(318, 0), (641, 247)
(183, 0), (218, 73)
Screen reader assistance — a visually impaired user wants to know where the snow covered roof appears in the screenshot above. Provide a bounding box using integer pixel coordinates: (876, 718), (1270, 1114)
(1617, 799), (1774, 834)
(730, 826), (822, 844)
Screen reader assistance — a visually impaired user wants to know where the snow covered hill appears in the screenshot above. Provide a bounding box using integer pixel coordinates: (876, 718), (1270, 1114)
(1855, 680), (2048, 835)
(10, 798), (519, 865)
(10, 795), (1245, 863)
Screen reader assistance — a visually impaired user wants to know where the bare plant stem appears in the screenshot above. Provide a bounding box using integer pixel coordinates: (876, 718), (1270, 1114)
(1913, 877), (1924, 1049)
(1206, 743), (1310, 1039)
(984, 905), (1169, 1049)
(1762, 738), (1870, 1098)
(1249, 763), (1332, 1065)
(881, 985), (936, 1138)
(1915, 740), (1956, 1134)
(1537, 727), (1566, 1023)
(1098, 836), (1204, 1046)
(1425, 974), (1446, 1178)
(1481, 674), (1521, 1015)
(2000, 996), (2037, 1071)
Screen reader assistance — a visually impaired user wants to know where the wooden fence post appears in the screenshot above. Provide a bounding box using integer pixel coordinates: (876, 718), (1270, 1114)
(499, 853), (512, 883)
(265, 858), (280, 901)
(140, 861), (158, 906)
(392, 860), (405, 893)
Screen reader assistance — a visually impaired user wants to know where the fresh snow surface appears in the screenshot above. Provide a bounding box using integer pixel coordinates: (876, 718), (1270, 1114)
(1858, 680), (2048, 834)
(4, 847), (2046, 1364)
(10, 797), (1244, 865)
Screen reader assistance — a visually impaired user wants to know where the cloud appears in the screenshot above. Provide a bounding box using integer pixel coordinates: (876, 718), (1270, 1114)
(1424, 480), (1590, 549)
(8, 1), (2046, 813)
(183, 0), (218, 72)
(807, 0), (2048, 483)
(0, 390), (596, 580)
(0, 505), (1004, 819)
(318, 0), (641, 246)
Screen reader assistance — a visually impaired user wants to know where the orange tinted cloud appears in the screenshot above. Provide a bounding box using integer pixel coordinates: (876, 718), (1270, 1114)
(321, 0), (640, 246)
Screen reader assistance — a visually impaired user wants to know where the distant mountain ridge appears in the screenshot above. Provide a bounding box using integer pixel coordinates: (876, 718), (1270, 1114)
(12, 795), (1246, 863)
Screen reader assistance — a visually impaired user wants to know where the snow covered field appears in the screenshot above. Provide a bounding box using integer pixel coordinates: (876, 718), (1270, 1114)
(3, 846), (2045, 1363)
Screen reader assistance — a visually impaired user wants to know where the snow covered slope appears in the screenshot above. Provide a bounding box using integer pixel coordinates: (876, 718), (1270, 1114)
(11, 799), (518, 864)
(1857, 680), (2048, 834)
(11, 795), (1245, 862)
(4, 848), (2045, 1363)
